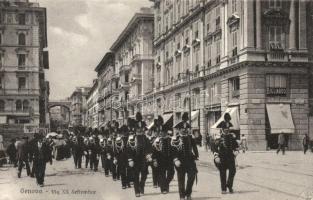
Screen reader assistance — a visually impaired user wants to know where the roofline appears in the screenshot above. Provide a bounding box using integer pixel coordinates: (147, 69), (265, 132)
(110, 12), (153, 51)
(86, 80), (98, 99)
(94, 52), (114, 72)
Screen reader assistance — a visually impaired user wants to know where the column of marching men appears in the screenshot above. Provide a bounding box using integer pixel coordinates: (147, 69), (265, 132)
(69, 111), (202, 200)
(8, 111), (239, 200)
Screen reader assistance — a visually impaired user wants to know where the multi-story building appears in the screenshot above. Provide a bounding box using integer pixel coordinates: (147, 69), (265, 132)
(86, 79), (99, 129)
(0, 0), (49, 143)
(95, 52), (119, 127)
(146, 0), (313, 150)
(69, 86), (90, 127)
(110, 7), (154, 125)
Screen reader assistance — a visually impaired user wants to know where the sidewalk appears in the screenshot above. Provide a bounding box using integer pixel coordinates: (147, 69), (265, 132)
(197, 146), (313, 167)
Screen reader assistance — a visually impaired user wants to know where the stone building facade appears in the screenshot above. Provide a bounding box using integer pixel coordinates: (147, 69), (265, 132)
(109, 7), (154, 125)
(69, 86), (90, 127)
(0, 0), (49, 142)
(95, 52), (119, 127)
(144, 0), (313, 150)
(86, 80), (99, 129)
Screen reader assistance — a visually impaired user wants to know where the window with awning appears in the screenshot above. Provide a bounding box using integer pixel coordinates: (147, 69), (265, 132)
(211, 106), (240, 130)
(266, 104), (295, 134)
(147, 113), (173, 130)
(191, 110), (200, 128)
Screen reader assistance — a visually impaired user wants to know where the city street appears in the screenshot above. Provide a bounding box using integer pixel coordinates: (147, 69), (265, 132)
(1, 150), (312, 200)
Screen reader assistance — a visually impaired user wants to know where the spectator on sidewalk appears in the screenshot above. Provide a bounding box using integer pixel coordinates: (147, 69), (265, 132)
(240, 134), (248, 153)
(303, 134), (310, 154)
(16, 136), (31, 178)
(6, 139), (17, 167)
(276, 133), (286, 155)
(30, 133), (52, 187)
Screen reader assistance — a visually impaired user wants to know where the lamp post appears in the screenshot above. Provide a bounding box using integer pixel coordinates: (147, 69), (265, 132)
(179, 69), (193, 128)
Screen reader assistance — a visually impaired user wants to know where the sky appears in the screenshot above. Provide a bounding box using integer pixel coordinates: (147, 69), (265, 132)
(36, 0), (153, 100)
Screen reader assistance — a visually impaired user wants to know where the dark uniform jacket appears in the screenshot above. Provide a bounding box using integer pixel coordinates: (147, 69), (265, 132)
(153, 136), (173, 166)
(212, 133), (238, 162)
(172, 135), (199, 164)
(127, 135), (152, 164)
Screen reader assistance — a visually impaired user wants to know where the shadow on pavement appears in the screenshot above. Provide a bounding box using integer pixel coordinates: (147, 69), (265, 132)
(46, 170), (86, 177)
(235, 190), (259, 194)
(143, 190), (179, 196)
(192, 197), (221, 200)
(44, 183), (66, 187)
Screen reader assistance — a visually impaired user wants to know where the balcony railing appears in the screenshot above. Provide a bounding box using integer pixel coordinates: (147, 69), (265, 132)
(266, 87), (287, 96)
(132, 54), (153, 63)
(131, 74), (142, 83)
(119, 82), (130, 90)
(120, 65), (131, 73)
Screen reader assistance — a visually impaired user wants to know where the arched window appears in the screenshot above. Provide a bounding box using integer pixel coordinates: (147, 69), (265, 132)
(23, 100), (29, 111)
(16, 100), (22, 111)
(18, 33), (26, 45)
(0, 100), (5, 111)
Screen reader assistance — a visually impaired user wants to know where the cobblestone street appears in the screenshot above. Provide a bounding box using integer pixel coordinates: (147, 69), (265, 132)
(1, 150), (312, 200)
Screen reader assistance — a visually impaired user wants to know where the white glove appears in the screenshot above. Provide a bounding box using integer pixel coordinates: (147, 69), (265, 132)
(128, 160), (134, 167)
(214, 157), (221, 164)
(153, 160), (158, 168)
(107, 154), (111, 160)
(146, 154), (152, 162)
(233, 151), (239, 157)
(113, 158), (117, 165)
(174, 158), (181, 167)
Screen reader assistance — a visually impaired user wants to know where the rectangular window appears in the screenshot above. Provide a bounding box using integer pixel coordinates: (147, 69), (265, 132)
(230, 77), (240, 98)
(269, 0), (282, 8)
(0, 77), (2, 89)
(266, 74), (287, 96)
(18, 14), (26, 25)
(18, 54), (26, 66)
(0, 54), (2, 68)
(18, 77), (26, 89)
(206, 12), (211, 33)
(216, 41), (221, 64)
(232, 31), (238, 56)
(232, 0), (237, 13)
(269, 26), (284, 50)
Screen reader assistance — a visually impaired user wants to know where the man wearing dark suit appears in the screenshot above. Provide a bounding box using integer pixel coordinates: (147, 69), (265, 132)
(212, 112), (239, 194)
(17, 136), (31, 178)
(128, 112), (152, 197)
(172, 112), (199, 200)
(31, 133), (52, 187)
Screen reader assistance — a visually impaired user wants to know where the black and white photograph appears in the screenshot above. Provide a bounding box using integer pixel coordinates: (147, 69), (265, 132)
(0, 0), (313, 199)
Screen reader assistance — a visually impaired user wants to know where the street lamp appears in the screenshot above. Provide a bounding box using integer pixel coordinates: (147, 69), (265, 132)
(178, 69), (193, 128)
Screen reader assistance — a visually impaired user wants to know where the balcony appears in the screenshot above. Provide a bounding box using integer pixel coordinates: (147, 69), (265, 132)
(2, 89), (40, 96)
(119, 82), (130, 90)
(111, 73), (119, 80)
(119, 65), (131, 73)
(266, 87), (287, 97)
(131, 74), (142, 83)
(131, 54), (153, 63)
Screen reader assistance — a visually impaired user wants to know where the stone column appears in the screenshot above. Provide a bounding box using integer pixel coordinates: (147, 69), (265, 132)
(299, 0), (307, 50)
(289, 0), (296, 50)
(256, 0), (262, 49)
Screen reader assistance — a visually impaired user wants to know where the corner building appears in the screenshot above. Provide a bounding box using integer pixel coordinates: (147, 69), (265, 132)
(0, 0), (49, 144)
(110, 7), (154, 125)
(146, 0), (313, 150)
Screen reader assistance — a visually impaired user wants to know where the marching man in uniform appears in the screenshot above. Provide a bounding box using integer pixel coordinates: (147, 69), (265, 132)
(212, 112), (239, 194)
(127, 112), (152, 197)
(172, 112), (199, 200)
(152, 116), (175, 194)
